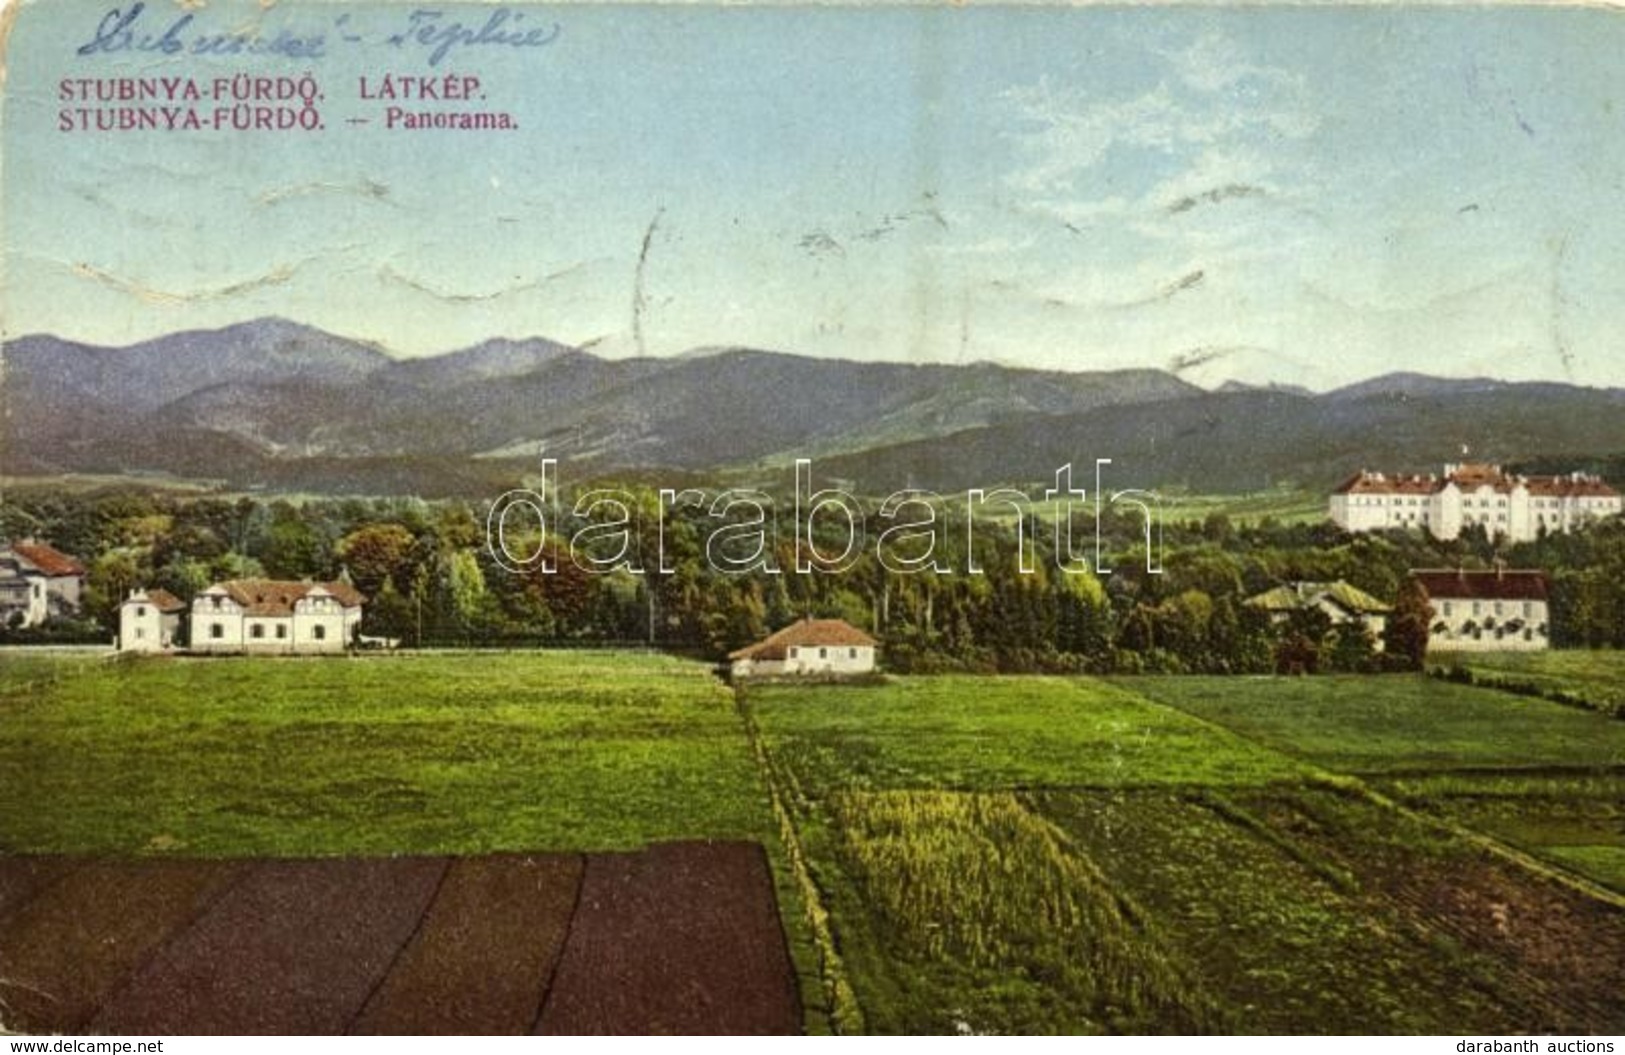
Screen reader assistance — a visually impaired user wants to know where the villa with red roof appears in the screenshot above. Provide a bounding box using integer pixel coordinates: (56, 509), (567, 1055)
(0, 539), (86, 628)
(729, 617), (878, 679)
(1330, 462), (1620, 541)
(119, 578), (366, 654)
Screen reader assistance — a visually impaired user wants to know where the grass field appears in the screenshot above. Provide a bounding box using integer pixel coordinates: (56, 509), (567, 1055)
(749, 674), (1625, 1034)
(748, 676), (1310, 792)
(1117, 673), (1625, 896)
(1120, 675), (1625, 774)
(1158, 489), (1328, 526)
(0, 652), (106, 693)
(981, 490), (1326, 529)
(6, 653), (1625, 1034)
(1381, 770), (1625, 895)
(1434, 649), (1625, 718)
(0, 651), (769, 855)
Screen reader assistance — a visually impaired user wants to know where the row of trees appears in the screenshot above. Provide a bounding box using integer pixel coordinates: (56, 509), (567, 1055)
(4, 484), (1614, 670)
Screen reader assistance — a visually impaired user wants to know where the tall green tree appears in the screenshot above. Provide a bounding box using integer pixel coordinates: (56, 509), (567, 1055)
(1383, 577), (1434, 670)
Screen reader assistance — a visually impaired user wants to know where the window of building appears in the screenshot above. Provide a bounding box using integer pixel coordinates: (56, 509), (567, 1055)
(276, 624), (288, 639)
(251, 624), (265, 639)
(136, 606), (147, 617)
(134, 627), (145, 639)
(1522, 602), (1532, 617)
(210, 623), (223, 639)
(1442, 602), (1453, 617)
(1472, 601), (1482, 616)
(313, 625), (326, 641)
(819, 647), (827, 659)
(1494, 602), (1503, 615)
(849, 648), (857, 659)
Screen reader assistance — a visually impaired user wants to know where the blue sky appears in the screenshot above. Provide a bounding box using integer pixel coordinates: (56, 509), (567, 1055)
(4, 1), (1624, 390)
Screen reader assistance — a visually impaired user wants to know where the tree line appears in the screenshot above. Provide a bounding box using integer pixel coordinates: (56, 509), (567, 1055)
(4, 485), (1622, 671)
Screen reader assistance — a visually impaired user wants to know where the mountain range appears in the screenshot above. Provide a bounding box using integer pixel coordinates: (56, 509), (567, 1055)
(6, 318), (1625, 496)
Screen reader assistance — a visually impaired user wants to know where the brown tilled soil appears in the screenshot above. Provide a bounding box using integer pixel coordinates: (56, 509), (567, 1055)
(536, 841), (801, 1035)
(0, 843), (798, 1036)
(350, 854), (583, 1035)
(1243, 791), (1625, 1035)
(1382, 851), (1625, 1034)
(0, 860), (245, 1032)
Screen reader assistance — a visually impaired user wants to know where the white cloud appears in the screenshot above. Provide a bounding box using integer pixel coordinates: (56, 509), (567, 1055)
(1000, 79), (1185, 196)
(999, 29), (1320, 220)
(1166, 31), (1292, 97)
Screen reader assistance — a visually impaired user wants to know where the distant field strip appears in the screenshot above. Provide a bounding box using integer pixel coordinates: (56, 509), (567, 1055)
(1382, 771), (1625, 895)
(749, 676), (1310, 792)
(1437, 650), (1625, 719)
(0, 652), (771, 855)
(1120, 675), (1625, 774)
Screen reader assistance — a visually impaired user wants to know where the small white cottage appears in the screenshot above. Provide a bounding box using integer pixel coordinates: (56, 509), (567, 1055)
(729, 617), (878, 679)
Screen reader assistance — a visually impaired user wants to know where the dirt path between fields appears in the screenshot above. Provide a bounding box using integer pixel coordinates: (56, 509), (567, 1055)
(0, 843), (799, 1036)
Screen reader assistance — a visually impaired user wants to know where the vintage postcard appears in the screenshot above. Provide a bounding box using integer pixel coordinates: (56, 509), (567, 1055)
(2, 0), (1624, 1038)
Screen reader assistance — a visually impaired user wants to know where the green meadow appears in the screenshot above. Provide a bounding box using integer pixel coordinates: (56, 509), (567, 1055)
(1119, 674), (1625, 774)
(0, 651), (767, 855)
(1434, 648), (1625, 719)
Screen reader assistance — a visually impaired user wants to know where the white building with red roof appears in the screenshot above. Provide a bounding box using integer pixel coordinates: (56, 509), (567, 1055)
(1331, 463), (1620, 541)
(0, 539), (86, 628)
(729, 617), (878, 679)
(118, 578), (367, 654)
(1410, 567), (1551, 651)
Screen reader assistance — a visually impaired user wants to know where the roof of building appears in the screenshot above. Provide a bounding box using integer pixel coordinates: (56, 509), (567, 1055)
(1524, 475), (1620, 498)
(6, 541), (85, 577)
(128, 588), (187, 613)
(1410, 568), (1549, 602)
(729, 617), (878, 661)
(1333, 471), (1439, 496)
(202, 578), (366, 616)
(1245, 580), (1391, 615)
(1334, 464), (1618, 499)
